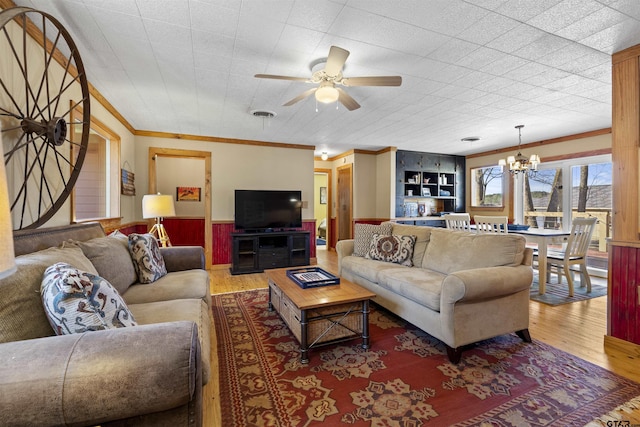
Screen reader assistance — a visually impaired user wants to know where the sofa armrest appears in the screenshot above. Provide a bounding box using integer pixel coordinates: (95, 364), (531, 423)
(161, 246), (205, 272)
(441, 265), (533, 304)
(0, 321), (201, 427)
(336, 239), (355, 275)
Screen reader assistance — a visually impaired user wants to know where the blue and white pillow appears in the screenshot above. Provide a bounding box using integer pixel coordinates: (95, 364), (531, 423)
(128, 233), (167, 283)
(41, 262), (137, 335)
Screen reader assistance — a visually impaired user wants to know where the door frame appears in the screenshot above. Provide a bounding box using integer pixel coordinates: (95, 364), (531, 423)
(337, 163), (353, 241)
(148, 147), (212, 269)
(314, 168), (332, 247)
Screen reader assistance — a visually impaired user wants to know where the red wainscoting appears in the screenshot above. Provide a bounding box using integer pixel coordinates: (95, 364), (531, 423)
(609, 244), (640, 345)
(116, 223), (147, 235)
(212, 221), (317, 266)
(162, 218), (205, 248)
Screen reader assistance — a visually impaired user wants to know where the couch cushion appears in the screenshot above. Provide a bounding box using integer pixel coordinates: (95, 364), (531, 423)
(128, 233), (167, 284)
(391, 223), (433, 268)
(129, 298), (211, 385)
(377, 268), (446, 312)
(122, 269), (211, 309)
(72, 232), (138, 295)
(365, 234), (416, 266)
(423, 228), (526, 274)
(353, 223), (393, 257)
(0, 246), (98, 343)
(41, 263), (137, 335)
(341, 255), (404, 284)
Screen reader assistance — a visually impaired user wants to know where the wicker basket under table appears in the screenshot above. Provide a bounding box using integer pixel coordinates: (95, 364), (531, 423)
(266, 268), (376, 364)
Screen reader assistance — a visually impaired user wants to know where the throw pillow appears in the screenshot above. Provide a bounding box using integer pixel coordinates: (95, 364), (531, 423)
(365, 233), (416, 266)
(41, 262), (137, 335)
(72, 233), (138, 294)
(128, 233), (167, 284)
(353, 222), (393, 257)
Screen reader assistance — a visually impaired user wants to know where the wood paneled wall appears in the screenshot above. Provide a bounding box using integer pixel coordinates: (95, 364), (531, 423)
(610, 44), (640, 347)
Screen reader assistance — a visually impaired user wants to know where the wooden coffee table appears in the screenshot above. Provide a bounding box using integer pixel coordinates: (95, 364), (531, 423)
(266, 268), (376, 364)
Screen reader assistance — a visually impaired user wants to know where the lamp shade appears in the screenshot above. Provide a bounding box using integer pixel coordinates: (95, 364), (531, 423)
(142, 193), (176, 219)
(0, 128), (16, 279)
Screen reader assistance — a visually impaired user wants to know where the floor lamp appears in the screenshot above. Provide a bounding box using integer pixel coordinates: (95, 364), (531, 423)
(142, 193), (176, 247)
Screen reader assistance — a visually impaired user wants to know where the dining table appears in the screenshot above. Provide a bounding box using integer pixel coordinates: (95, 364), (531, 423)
(508, 227), (571, 295)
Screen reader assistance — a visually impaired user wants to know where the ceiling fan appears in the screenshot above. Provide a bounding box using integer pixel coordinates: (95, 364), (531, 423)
(255, 46), (402, 111)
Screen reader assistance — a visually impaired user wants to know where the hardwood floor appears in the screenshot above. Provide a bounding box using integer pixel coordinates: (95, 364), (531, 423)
(203, 247), (640, 425)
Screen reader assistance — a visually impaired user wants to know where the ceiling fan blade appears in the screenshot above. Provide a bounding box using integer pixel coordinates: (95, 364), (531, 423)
(283, 88), (318, 106)
(255, 74), (310, 82)
(324, 46), (350, 76)
(336, 88), (360, 111)
(341, 76), (402, 87)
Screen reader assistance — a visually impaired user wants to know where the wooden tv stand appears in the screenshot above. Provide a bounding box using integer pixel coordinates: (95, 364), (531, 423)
(231, 230), (310, 275)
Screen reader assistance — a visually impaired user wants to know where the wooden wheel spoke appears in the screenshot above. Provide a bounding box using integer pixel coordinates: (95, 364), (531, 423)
(1, 7), (89, 229)
(30, 20), (62, 121)
(3, 131), (28, 163)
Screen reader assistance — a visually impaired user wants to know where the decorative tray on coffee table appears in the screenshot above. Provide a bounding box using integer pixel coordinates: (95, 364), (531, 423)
(286, 267), (340, 289)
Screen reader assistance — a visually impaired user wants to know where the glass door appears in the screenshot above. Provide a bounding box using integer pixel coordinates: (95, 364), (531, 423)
(518, 154), (611, 275)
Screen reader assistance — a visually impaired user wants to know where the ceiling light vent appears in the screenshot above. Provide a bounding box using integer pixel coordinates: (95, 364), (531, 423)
(251, 110), (276, 118)
(461, 136), (480, 142)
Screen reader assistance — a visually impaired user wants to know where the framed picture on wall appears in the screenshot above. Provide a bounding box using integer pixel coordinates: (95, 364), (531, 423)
(176, 186), (201, 201)
(320, 187), (327, 204)
(121, 169), (135, 196)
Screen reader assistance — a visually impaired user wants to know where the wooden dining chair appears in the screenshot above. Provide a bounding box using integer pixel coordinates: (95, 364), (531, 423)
(443, 213), (471, 231)
(474, 215), (509, 233)
(545, 216), (597, 297)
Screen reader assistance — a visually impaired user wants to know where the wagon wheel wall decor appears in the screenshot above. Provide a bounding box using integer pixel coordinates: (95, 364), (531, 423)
(0, 7), (90, 229)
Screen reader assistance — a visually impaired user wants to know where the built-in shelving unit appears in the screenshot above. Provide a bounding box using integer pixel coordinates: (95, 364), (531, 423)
(396, 150), (465, 217)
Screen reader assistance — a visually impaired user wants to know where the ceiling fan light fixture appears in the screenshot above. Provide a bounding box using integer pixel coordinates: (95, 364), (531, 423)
(315, 83), (339, 104)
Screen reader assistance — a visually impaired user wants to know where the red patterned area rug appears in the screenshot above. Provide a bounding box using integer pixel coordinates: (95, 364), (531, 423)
(213, 289), (640, 426)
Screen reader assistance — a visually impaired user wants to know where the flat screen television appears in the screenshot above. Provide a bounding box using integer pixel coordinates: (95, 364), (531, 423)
(234, 190), (302, 232)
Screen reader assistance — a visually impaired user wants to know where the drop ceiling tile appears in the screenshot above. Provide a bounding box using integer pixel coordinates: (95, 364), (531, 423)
(456, 47), (504, 69)
(493, 0), (562, 22)
(136, 0), (190, 27)
(486, 24), (547, 54)
(456, 10), (520, 45)
(88, 7), (148, 41)
(555, 6), (628, 41)
(144, 20), (192, 49)
(526, 0), (604, 33)
(512, 34), (572, 61)
(479, 55), (530, 76)
(427, 38), (481, 64)
(286, 0), (344, 32)
(189, 1), (239, 37)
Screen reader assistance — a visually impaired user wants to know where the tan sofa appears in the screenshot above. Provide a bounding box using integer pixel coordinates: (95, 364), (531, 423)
(0, 222), (211, 426)
(337, 222), (533, 363)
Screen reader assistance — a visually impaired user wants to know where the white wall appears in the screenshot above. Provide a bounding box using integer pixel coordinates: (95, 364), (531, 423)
(134, 136), (315, 221)
(156, 157), (205, 217)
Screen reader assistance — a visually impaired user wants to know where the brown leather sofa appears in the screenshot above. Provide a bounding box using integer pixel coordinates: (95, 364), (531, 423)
(0, 222), (211, 426)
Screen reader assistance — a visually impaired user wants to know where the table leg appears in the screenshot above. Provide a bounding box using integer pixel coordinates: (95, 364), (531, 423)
(268, 285), (273, 311)
(300, 309), (309, 364)
(537, 241), (547, 295)
(361, 300), (370, 349)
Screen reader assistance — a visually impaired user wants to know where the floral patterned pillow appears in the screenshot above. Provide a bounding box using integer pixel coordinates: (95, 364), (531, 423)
(127, 233), (167, 284)
(365, 234), (416, 266)
(41, 262), (137, 335)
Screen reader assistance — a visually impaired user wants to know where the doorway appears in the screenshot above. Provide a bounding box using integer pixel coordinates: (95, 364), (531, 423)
(148, 147), (212, 269)
(314, 170), (329, 250)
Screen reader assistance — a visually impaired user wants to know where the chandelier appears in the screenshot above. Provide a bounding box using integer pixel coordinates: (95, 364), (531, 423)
(498, 125), (540, 175)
